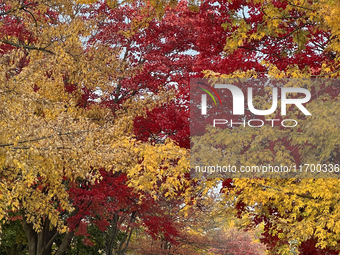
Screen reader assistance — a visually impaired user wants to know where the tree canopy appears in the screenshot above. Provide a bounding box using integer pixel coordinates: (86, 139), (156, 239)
(1, 0), (339, 254)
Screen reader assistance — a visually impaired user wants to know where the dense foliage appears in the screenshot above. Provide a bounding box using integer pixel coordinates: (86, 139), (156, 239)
(0, 0), (339, 254)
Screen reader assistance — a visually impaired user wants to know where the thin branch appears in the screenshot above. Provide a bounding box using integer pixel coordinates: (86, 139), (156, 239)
(259, 184), (315, 199)
(0, 128), (104, 148)
(43, 230), (59, 253)
(237, 46), (263, 53)
(285, 0), (315, 12)
(122, 227), (134, 253)
(276, 22), (310, 42)
(0, 40), (54, 54)
(0, 3), (37, 16)
(0, 9), (13, 16)
(23, 8), (38, 27)
(11, 147), (72, 150)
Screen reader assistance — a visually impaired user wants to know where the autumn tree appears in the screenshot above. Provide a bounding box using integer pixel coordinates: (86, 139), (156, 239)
(6, 0), (339, 254)
(67, 170), (184, 255)
(190, 0), (340, 254)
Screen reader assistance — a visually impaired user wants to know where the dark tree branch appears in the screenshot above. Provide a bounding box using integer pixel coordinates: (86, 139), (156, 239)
(0, 128), (104, 148)
(0, 40), (54, 54)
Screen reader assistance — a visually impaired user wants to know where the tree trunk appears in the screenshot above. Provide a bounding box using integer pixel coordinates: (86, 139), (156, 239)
(23, 217), (73, 255)
(54, 231), (75, 255)
(105, 212), (120, 255)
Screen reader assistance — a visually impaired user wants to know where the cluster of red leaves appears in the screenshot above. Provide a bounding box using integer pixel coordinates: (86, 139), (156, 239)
(67, 170), (179, 245)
